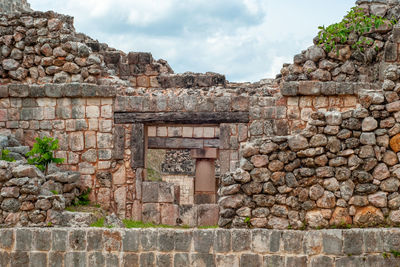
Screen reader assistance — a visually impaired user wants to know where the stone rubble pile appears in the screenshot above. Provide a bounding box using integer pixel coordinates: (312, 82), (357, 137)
(280, 1), (400, 83)
(0, 133), (30, 161)
(219, 68), (400, 229)
(0, 134), (83, 226)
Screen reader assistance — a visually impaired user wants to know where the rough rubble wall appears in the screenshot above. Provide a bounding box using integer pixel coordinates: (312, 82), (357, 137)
(215, 0), (400, 229)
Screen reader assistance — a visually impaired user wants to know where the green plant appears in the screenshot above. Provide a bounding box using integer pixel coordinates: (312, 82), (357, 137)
(73, 188), (91, 206)
(50, 190), (59, 195)
(47, 222), (52, 227)
(383, 252), (391, 259)
(26, 136), (64, 174)
(317, 7), (396, 53)
(0, 149), (15, 162)
(90, 218), (105, 227)
(244, 216), (251, 227)
(391, 250), (400, 257)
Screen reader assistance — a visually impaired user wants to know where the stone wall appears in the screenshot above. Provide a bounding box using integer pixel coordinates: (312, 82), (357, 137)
(1, 227), (400, 266)
(4, 0), (400, 229)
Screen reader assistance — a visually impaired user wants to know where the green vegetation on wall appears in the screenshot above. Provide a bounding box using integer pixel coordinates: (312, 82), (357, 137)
(317, 7), (396, 53)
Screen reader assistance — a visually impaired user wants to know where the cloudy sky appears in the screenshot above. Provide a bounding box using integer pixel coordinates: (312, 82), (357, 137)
(30, 0), (354, 82)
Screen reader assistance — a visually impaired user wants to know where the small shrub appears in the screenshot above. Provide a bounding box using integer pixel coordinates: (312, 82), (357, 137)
(0, 149), (15, 162)
(317, 7), (396, 53)
(244, 216), (251, 227)
(391, 250), (400, 258)
(73, 188), (91, 206)
(26, 136), (65, 174)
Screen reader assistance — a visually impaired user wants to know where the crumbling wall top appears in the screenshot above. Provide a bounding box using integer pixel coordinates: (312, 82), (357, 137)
(0, 0), (32, 13)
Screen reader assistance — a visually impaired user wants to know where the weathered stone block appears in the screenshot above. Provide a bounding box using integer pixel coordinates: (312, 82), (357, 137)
(385, 43), (398, 62)
(16, 229), (32, 251)
(335, 256), (365, 267)
(97, 133), (113, 149)
(286, 256), (307, 267)
(88, 252), (105, 266)
(193, 230), (214, 253)
(105, 253), (119, 266)
(322, 230), (342, 255)
(9, 84), (29, 97)
(142, 182), (159, 203)
(232, 229), (251, 252)
(30, 252), (47, 267)
(49, 252), (64, 267)
(310, 256), (334, 267)
(52, 230), (67, 251)
(65, 252), (86, 267)
(197, 204), (219, 227)
(157, 254), (172, 267)
(363, 229), (383, 253)
(174, 253), (189, 267)
(0, 252), (12, 267)
(264, 255), (284, 267)
(240, 254), (262, 267)
(140, 252), (155, 266)
(140, 229), (158, 251)
(190, 253), (215, 267)
(175, 230), (193, 252)
(281, 82), (299, 96)
(0, 230), (14, 250)
(282, 231), (304, 253)
(123, 253), (139, 267)
(11, 252), (29, 267)
(69, 132), (84, 151)
(159, 183), (175, 203)
(158, 229), (175, 252)
(33, 230), (51, 251)
(68, 230), (86, 251)
(87, 230), (103, 251)
(299, 81), (321, 95)
(123, 230), (139, 252)
(160, 204), (179, 226)
(213, 229), (231, 253)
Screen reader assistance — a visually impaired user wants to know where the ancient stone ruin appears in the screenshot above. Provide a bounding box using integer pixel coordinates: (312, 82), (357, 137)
(2, 0), (400, 232)
(4, 0), (400, 266)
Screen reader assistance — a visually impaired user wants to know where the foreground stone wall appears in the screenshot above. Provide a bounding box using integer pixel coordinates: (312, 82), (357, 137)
(1, 227), (400, 266)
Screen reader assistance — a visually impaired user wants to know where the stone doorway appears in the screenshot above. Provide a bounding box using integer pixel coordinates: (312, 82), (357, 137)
(114, 111), (249, 225)
(145, 125), (220, 205)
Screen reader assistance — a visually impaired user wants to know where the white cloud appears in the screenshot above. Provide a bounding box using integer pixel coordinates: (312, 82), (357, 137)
(29, 0), (355, 82)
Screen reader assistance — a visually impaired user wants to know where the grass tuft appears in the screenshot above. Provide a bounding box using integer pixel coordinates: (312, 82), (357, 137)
(90, 218), (105, 227)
